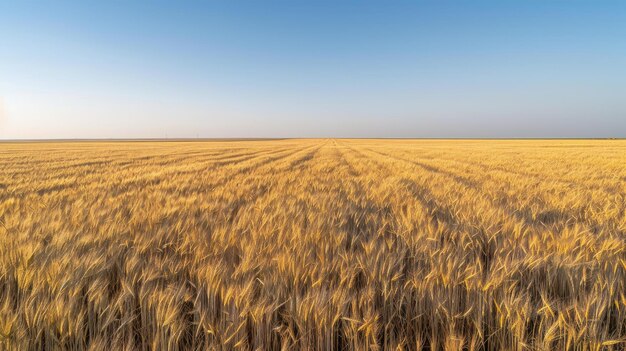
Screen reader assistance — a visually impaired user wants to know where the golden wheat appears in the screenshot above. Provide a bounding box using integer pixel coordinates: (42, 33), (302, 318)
(0, 139), (625, 350)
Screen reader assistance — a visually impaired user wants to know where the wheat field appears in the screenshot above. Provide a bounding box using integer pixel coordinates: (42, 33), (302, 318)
(0, 139), (625, 350)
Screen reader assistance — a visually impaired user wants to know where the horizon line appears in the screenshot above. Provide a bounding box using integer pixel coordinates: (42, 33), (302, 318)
(1, 137), (624, 143)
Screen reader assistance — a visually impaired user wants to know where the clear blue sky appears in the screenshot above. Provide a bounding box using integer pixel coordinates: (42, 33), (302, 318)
(1, 1), (625, 138)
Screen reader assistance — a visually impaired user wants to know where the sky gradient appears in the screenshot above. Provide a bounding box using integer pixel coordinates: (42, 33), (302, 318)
(1, 1), (625, 139)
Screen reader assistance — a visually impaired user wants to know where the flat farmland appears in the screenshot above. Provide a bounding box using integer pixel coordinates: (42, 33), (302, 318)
(1, 139), (625, 350)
